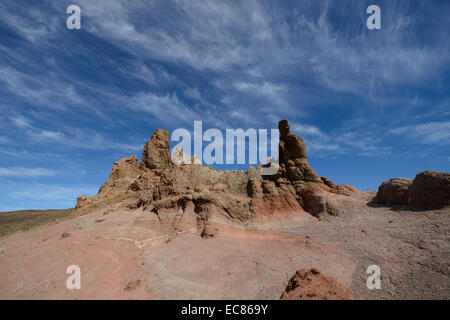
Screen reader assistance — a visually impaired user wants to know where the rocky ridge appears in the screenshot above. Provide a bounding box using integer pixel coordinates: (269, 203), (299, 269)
(76, 119), (449, 235)
(75, 120), (372, 232)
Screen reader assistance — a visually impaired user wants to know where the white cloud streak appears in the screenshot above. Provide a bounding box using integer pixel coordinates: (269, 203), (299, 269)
(390, 121), (450, 144)
(0, 167), (57, 178)
(9, 184), (98, 202)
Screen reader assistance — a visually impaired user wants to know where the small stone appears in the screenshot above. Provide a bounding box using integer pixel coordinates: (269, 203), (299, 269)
(124, 279), (142, 291)
(201, 225), (219, 238)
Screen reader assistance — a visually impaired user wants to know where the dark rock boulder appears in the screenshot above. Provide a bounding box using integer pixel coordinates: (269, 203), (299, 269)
(374, 178), (412, 205)
(409, 171), (450, 209)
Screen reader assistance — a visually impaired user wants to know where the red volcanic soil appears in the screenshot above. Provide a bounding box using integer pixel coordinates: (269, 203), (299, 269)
(0, 201), (448, 300)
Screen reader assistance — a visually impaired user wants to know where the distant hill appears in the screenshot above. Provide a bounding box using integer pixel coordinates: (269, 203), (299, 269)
(0, 209), (74, 238)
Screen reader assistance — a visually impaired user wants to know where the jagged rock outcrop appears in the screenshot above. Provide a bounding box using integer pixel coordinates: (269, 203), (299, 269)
(280, 268), (354, 300)
(76, 194), (89, 209)
(265, 120), (366, 217)
(76, 120), (368, 226)
(374, 178), (412, 205)
(76, 156), (140, 209)
(409, 171), (450, 209)
(98, 156), (140, 196)
(278, 120), (320, 182)
(140, 129), (173, 170)
(375, 171), (449, 209)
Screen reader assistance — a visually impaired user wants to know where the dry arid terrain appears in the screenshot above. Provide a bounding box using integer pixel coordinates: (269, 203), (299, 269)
(0, 209), (74, 238)
(0, 120), (448, 300)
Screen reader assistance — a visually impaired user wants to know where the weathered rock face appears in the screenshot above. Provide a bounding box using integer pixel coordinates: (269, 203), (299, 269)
(409, 171), (450, 209)
(247, 120), (367, 218)
(375, 178), (412, 205)
(278, 120), (320, 182)
(375, 171), (449, 209)
(140, 129), (173, 170)
(76, 194), (89, 209)
(98, 156), (140, 198)
(109, 156), (140, 180)
(280, 268), (354, 300)
(76, 120), (367, 224)
(76, 156), (140, 209)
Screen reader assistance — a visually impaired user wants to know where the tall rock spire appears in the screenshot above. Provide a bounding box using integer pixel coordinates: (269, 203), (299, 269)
(140, 129), (174, 170)
(278, 120), (320, 182)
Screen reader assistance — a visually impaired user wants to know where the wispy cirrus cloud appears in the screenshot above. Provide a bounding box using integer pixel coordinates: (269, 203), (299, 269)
(390, 121), (450, 145)
(5, 114), (142, 153)
(291, 122), (391, 157)
(8, 183), (98, 202)
(0, 1), (59, 43)
(0, 136), (10, 144)
(10, 115), (33, 129)
(0, 167), (57, 178)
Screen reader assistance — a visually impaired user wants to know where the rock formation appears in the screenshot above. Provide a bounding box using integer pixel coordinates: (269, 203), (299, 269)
(280, 268), (354, 300)
(98, 156), (140, 196)
(374, 178), (412, 205)
(277, 119), (320, 182)
(76, 156), (140, 209)
(409, 171), (450, 209)
(76, 120), (371, 231)
(375, 171), (449, 209)
(140, 129), (173, 170)
(247, 120), (369, 218)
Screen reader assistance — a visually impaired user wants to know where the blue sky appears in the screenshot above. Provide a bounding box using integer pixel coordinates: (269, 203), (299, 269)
(0, 0), (449, 211)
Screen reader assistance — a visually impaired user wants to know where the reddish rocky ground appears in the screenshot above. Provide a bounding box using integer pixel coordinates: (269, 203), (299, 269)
(0, 199), (448, 299)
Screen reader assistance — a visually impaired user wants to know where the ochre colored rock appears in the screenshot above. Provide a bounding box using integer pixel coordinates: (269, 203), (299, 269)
(75, 120), (366, 224)
(278, 120), (320, 182)
(76, 194), (94, 209)
(140, 129), (173, 170)
(98, 155), (140, 198)
(110, 156), (140, 180)
(280, 268), (354, 300)
(76, 194), (87, 209)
